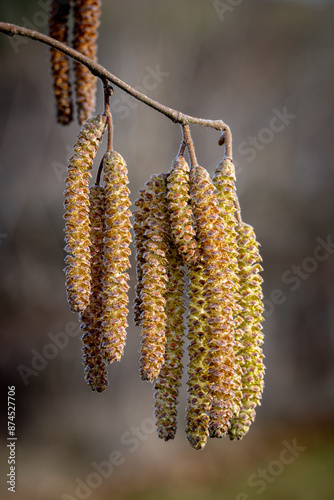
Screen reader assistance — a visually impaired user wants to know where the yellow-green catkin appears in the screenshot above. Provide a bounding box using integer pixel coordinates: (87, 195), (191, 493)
(72, 0), (101, 124)
(80, 186), (108, 392)
(139, 174), (169, 382)
(133, 188), (153, 326)
(186, 258), (211, 450)
(48, 0), (73, 125)
(228, 223), (265, 440)
(64, 113), (107, 312)
(153, 244), (185, 440)
(101, 151), (132, 363)
(190, 165), (237, 440)
(212, 158), (243, 426)
(167, 156), (200, 264)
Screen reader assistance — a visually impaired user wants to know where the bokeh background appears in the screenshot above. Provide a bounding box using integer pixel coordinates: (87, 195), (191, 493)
(1, 0), (334, 499)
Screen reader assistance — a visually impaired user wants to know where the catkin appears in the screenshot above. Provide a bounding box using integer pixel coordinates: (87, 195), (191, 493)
(186, 259), (211, 450)
(154, 244), (185, 440)
(139, 174), (169, 382)
(212, 157), (243, 424)
(64, 113), (107, 312)
(101, 151), (132, 363)
(190, 165), (238, 439)
(133, 188), (153, 326)
(228, 223), (265, 440)
(167, 156), (200, 264)
(80, 186), (108, 392)
(72, 0), (101, 124)
(48, 0), (73, 125)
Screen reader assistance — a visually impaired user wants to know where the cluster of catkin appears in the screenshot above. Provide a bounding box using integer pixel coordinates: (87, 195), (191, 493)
(48, 0), (101, 125)
(64, 113), (132, 392)
(63, 110), (264, 448)
(133, 154), (265, 450)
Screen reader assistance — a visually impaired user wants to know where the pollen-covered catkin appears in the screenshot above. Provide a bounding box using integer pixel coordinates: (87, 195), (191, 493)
(101, 151), (132, 363)
(72, 0), (101, 124)
(212, 157), (243, 421)
(154, 244), (185, 440)
(80, 186), (108, 392)
(186, 259), (211, 450)
(48, 0), (73, 125)
(228, 223), (265, 440)
(139, 174), (169, 382)
(64, 113), (107, 312)
(133, 188), (153, 326)
(167, 156), (200, 264)
(190, 165), (238, 439)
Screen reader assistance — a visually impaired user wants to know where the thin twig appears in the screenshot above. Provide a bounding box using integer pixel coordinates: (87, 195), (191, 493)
(0, 22), (226, 132)
(182, 123), (197, 168)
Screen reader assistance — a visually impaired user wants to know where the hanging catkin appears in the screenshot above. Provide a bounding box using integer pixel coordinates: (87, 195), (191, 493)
(190, 165), (238, 439)
(64, 113), (107, 312)
(72, 0), (101, 124)
(80, 185), (108, 392)
(212, 157), (243, 425)
(186, 258), (211, 450)
(133, 188), (153, 326)
(48, 0), (73, 125)
(228, 223), (265, 440)
(167, 156), (200, 264)
(101, 151), (132, 363)
(139, 174), (169, 382)
(153, 244), (185, 440)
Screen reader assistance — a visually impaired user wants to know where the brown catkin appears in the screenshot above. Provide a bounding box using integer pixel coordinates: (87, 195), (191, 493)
(64, 113), (107, 312)
(72, 0), (101, 124)
(48, 0), (73, 124)
(133, 188), (154, 326)
(167, 156), (200, 264)
(139, 174), (169, 382)
(100, 151), (132, 363)
(190, 165), (237, 439)
(80, 185), (108, 392)
(228, 223), (265, 440)
(153, 244), (185, 440)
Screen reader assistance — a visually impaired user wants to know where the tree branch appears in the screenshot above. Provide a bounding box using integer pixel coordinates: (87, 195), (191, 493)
(0, 22), (230, 135)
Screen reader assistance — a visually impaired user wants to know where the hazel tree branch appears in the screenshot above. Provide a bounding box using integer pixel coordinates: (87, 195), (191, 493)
(0, 21), (230, 138)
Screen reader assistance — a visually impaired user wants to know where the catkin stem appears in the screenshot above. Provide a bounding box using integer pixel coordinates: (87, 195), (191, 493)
(103, 80), (114, 152)
(222, 125), (233, 160)
(182, 123), (198, 168)
(233, 197), (243, 225)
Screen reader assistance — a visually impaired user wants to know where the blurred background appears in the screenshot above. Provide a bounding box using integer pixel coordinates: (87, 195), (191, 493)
(1, 0), (334, 499)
